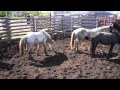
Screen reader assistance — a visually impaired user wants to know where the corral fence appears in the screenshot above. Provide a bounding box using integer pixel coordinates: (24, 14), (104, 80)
(97, 16), (116, 26)
(0, 14), (117, 43)
(0, 17), (34, 43)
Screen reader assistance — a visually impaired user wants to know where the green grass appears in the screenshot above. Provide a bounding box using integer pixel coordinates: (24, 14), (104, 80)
(117, 14), (120, 19)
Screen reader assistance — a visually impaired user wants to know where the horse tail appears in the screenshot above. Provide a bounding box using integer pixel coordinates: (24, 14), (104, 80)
(70, 31), (76, 50)
(19, 36), (26, 56)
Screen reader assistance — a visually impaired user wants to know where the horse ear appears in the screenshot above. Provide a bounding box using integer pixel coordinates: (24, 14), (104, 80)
(110, 23), (113, 27)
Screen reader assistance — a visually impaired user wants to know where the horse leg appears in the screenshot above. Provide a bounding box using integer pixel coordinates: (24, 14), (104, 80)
(75, 39), (79, 53)
(90, 39), (95, 57)
(27, 43), (34, 60)
(90, 38), (98, 58)
(106, 44), (114, 59)
(76, 41), (79, 52)
(43, 43), (48, 56)
(100, 44), (105, 54)
(36, 44), (40, 56)
(28, 48), (33, 60)
(73, 40), (76, 51)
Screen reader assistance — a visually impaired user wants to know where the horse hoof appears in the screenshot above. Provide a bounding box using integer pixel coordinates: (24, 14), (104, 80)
(54, 51), (57, 53)
(73, 50), (79, 54)
(45, 54), (49, 56)
(37, 53), (40, 56)
(28, 56), (34, 60)
(90, 54), (95, 58)
(28, 57), (33, 60)
(91, 56), (94, 58)
(106, 56), (109, 60)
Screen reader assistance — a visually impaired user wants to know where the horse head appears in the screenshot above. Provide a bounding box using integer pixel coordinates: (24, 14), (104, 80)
(112, 22), (120, 33)
(109, 23), (114, 32)
(46, 34), (55, 51)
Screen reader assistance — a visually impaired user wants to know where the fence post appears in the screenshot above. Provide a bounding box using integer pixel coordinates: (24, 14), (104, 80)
(61, 15), (64, 32)
(5, 17), (11, 42)
(50, 12), (51, 30)
(33, 17), (37, 32)
(96, 17), (98, 28)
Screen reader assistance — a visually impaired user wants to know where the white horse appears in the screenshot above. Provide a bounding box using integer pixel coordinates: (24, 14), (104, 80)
(70, 25), (111, 52)
(19, 30), (54, 60)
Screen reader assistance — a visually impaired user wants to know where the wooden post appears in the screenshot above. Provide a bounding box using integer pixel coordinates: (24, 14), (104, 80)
(96, 17), (98, 28)
(70, 14), (73, 33)
(50, 12), (51, 30)
(61, 15), (64, 32)
(5, 17), (11, 42)
(33, 17), (37, 32)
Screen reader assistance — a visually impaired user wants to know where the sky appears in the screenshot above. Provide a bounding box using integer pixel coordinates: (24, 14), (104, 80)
(50, 11), (119, 15)
(107, 11), (118, 14)
(78, 11), (119, 14)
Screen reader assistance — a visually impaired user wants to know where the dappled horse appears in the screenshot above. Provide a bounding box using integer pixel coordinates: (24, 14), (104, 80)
(90, 31), (120, 59)
(19, 30), (54, 60)
(70, 25), (112, 52)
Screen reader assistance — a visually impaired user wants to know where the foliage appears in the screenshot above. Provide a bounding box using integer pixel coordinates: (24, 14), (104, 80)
(19, 11), (50, 17)
(0, 11), (50, 17)
(117, 11), (120, 19)
(0, 11), (6, 17)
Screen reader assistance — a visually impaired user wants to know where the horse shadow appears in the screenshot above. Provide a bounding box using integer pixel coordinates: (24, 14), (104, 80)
(106, 58), (120, 65)
(92, 52), (120, 65)
(0, 62), (14, 70)
(31, 51), (68, 67)
(94, 52), (118, 58)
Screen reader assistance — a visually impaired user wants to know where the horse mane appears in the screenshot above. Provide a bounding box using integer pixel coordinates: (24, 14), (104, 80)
(41, 30), (52, 41)
(91, 26), (110, 32)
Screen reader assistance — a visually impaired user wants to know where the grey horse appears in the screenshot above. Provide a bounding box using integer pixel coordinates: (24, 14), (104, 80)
(90, 31), (120, 59)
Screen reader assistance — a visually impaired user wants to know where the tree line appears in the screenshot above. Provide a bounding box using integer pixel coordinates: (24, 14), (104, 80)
(0, 11), (50, 17)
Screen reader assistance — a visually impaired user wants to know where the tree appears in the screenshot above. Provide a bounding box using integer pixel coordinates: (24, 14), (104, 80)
(0, 11), (6, 17)
(117, 11), (120, 19)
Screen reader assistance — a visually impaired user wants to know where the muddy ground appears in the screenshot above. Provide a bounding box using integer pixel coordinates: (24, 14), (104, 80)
(0, 38), (120, 79)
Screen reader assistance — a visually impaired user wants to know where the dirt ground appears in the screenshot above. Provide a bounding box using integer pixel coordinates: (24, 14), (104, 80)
(0, 37), (120, 79)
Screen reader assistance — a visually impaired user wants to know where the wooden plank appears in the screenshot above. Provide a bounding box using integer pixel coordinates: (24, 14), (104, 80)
(81, 18), (97, 21)
(11, 35), (25, 39)
(0, 28), (6, 31)
(0, 17), (8, 19)
(0, 24), (5, 27)
(12, 30), (31, 33)
(81, 25), (96, 28)
(10, 24), (32, 27)
(0, 31), (7, 36)
(0, 35), (7, 39)
(10, 17), (28, 20)
(12, 33), (27, 37)
(0, 21), (5, 23)
(0, 39), (9, 43)
(11, 27), (32, 30)
(9, 21), (27, 24)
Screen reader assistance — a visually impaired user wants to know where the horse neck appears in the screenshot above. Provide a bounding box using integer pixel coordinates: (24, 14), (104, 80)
(114, 32), (120, 38)
(114, 32), (120, 43)
(91, 26), (109, 32)
(44, 31), (52, 43)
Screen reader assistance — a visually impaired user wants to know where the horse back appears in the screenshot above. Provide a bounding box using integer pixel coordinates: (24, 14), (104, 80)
(97, 32), (119, 44)
(26, 32), (44, 43)
(75, 29), (88, 40)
